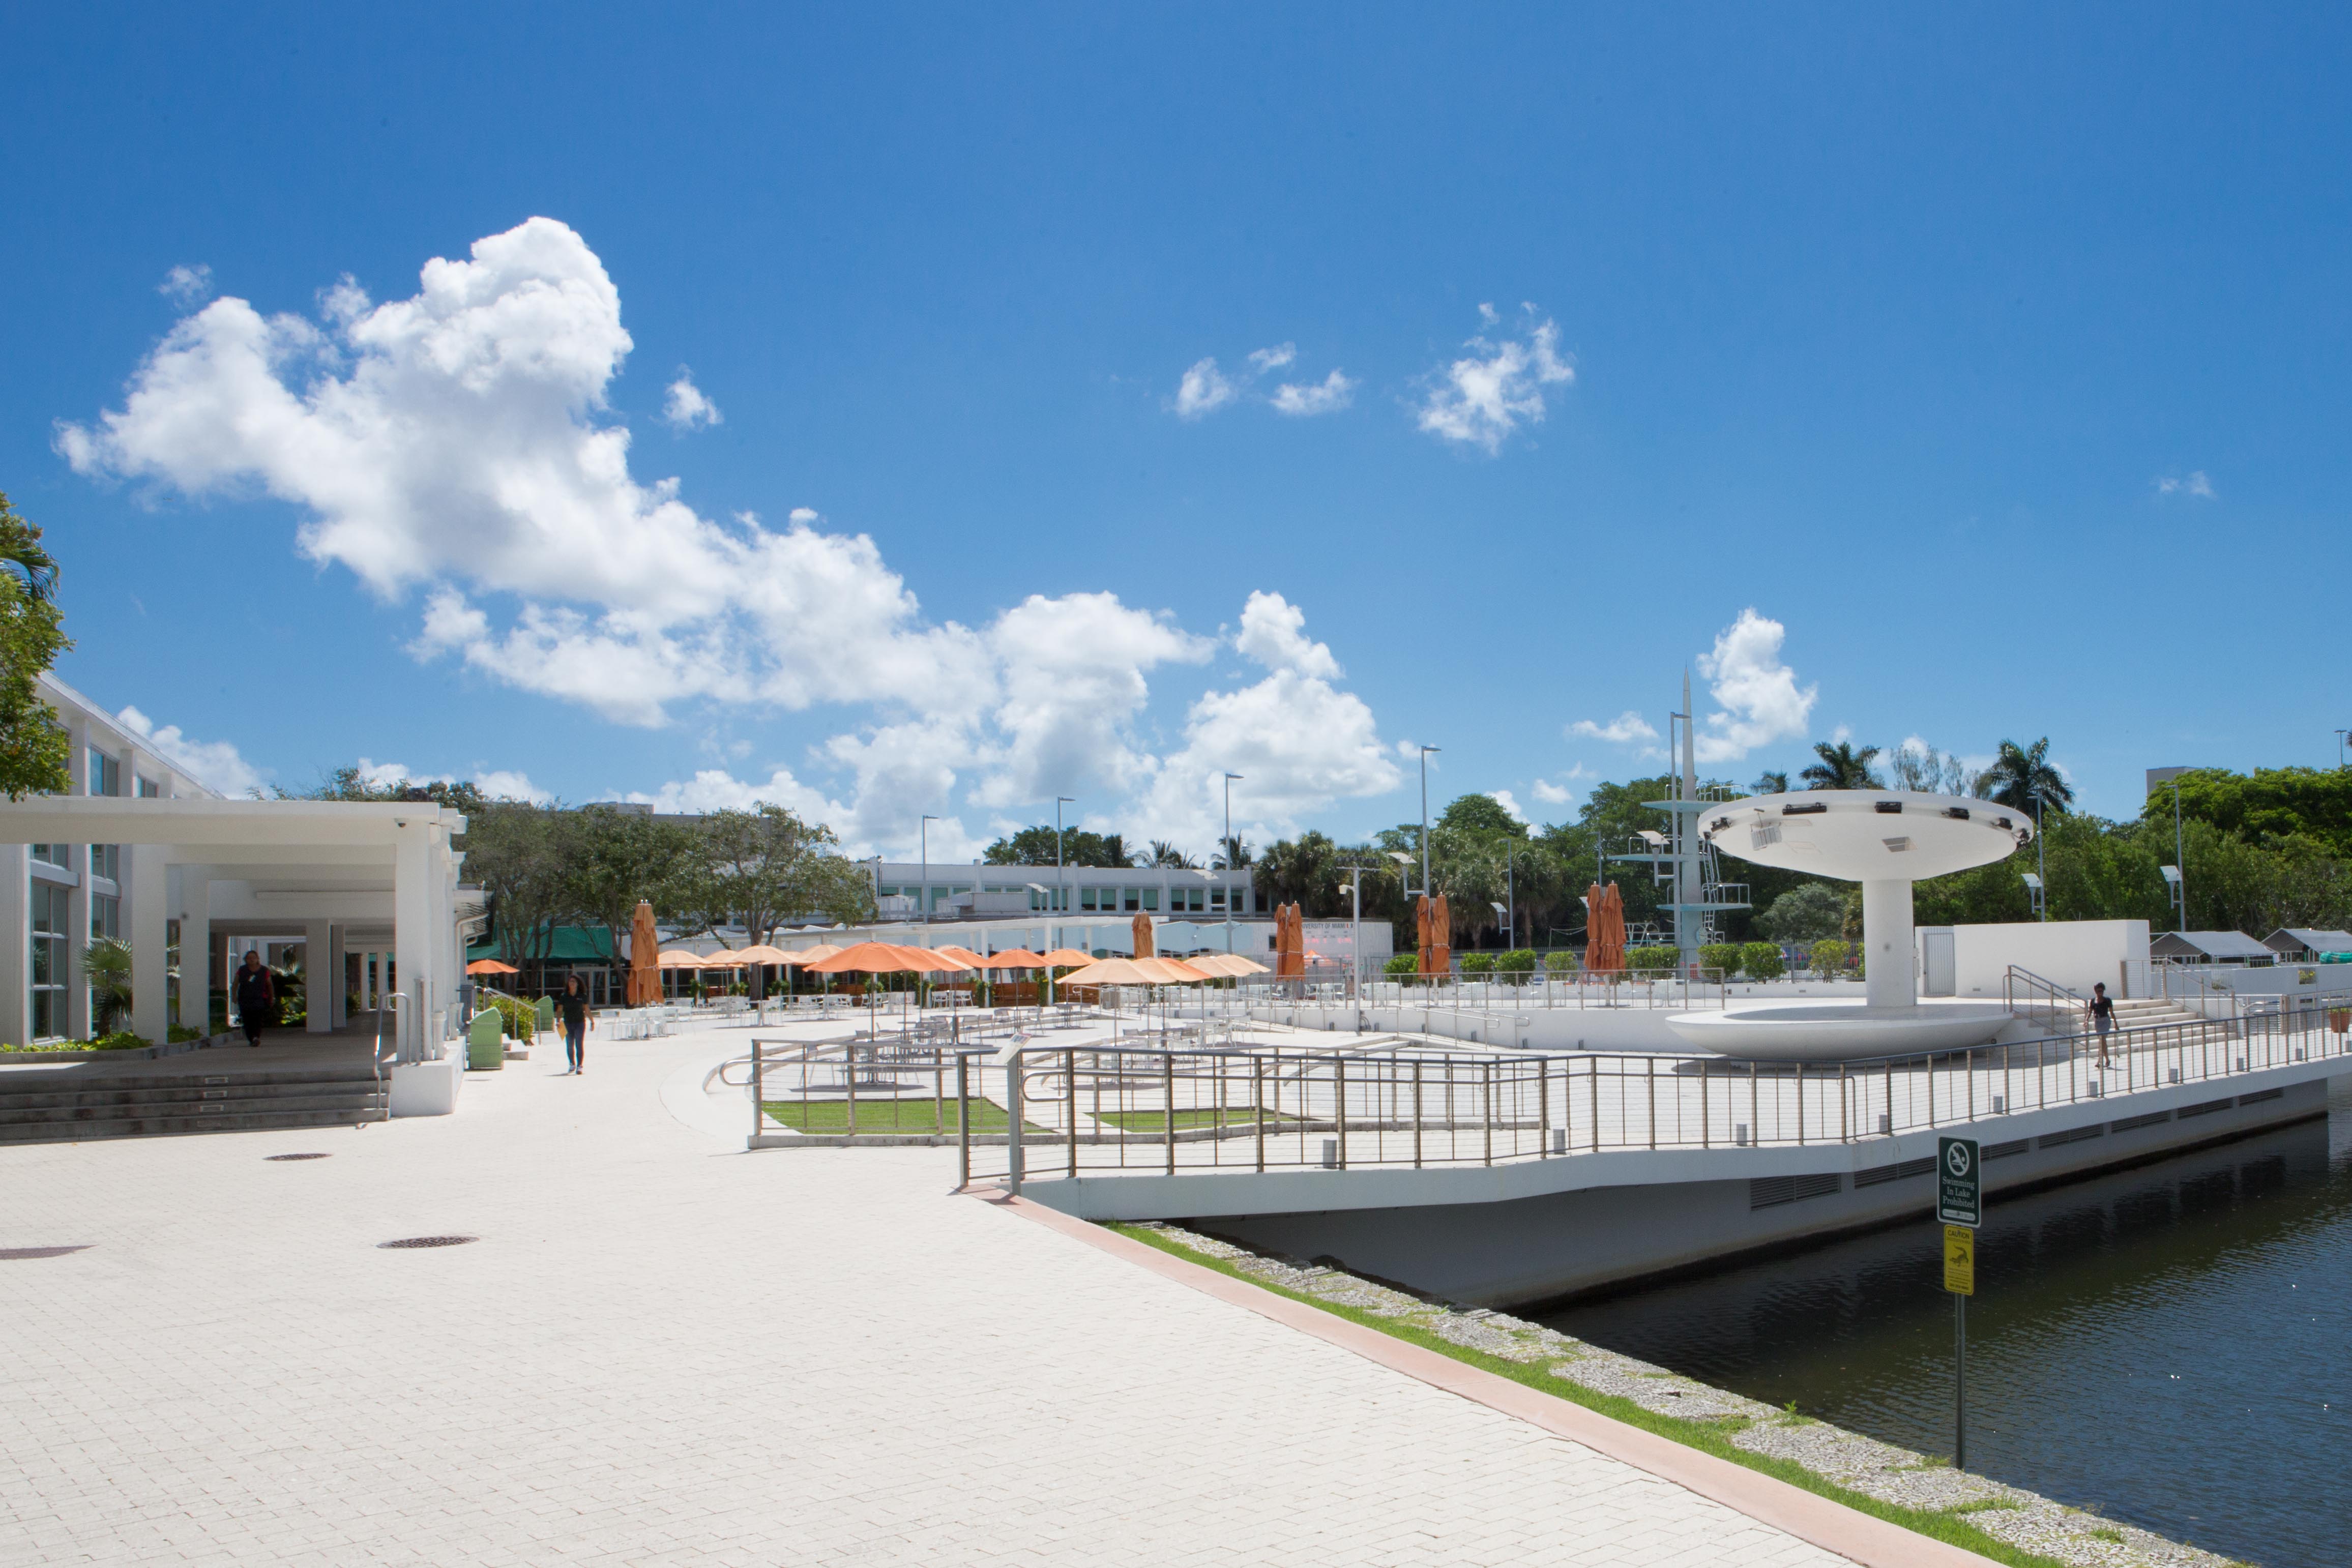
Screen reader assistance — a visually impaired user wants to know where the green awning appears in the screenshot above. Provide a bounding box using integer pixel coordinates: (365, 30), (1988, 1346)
(468, 925), (617, 964)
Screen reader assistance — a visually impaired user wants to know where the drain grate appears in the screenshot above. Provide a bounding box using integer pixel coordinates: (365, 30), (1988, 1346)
(266, 1152), (333, 1161)
(3, 1246), (92, 1260)
(377, 1235), (477, 1250)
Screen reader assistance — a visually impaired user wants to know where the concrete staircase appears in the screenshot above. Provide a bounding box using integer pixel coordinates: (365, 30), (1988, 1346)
(2106, 997), (2216, 1033)
(0, 1049), (387, 1145)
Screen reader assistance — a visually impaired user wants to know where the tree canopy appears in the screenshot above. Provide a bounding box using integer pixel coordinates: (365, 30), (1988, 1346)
(0, 493), (72, 801)
(983, 825), (1136, 867)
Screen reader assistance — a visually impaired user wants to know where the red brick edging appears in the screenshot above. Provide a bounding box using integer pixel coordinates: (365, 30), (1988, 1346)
(988, 1191), (1997, 1568)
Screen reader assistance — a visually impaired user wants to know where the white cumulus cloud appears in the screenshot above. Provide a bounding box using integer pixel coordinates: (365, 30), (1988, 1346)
(1489, 789), (1527, 823)
(159, 265), (213, 305)
(662, 369), (722, 431)
(1232, 590), (1341, 679)
(1173, 357), (1238, 419)
(1569, 710), (1659, 746)
(1530, 777), (1574, 806)
(351, 756), (551, 804)
(62, 220), (1410, 853)
(1271, 370), (1357, 417)
(1694, 609), (1816, 763)
(114, 706), (263, 795)
(1247, 343), (1297, 373)
(2156, 470), (2215, 498)
(1416, 305), (1574, 454)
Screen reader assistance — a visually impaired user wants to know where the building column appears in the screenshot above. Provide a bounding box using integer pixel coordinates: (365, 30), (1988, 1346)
(394, 822), (435, 1055)
(304, 917), (334, 1032)
(327, 924), (348, 1029)
(1861, 878), (1917, 1010)
(0, 845), (27, 1047)
(179, 868), (211, 1035)
(128, 846), (168, 1044)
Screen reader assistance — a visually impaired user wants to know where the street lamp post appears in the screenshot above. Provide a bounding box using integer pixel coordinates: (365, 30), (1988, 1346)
(1419, 746), (1440, 900)
(2148, 767), (2190, 932)
(1223, 772), (1243, 956)
(919, 814), (937, 926)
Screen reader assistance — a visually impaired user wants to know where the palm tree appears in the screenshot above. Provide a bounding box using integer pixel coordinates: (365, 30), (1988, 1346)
(1147, 840), (1200, 869)
(1799, 741), (1883, 791)
(83, 937), (133, 1037)
(1750, 770), (1789, 794)
(1212, 836), (1253, 870)
(1975, 738), (2072, 816)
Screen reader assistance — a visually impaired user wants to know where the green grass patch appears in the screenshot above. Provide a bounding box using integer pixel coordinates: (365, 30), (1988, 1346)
(1090, 1107), (1304, 1133)
(2084, 1527), (2126, 1544)
(1945, 1497), (2023, 1516)
(760, 1099), (1044, 1136)
(1108, 1222), (2073, 1568)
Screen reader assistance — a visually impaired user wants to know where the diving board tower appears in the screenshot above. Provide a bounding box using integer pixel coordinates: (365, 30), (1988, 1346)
(1608, 671), (1750, 970)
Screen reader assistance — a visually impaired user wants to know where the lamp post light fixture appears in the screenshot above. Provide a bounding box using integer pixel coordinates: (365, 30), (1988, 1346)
(2147, 767), (2189, 932)
(2020, 871), (2045, 922)
(2338, 730), (2348, 771)
(1053, 796), (1074, 944)
(2159, 864), (2184, 930)
(1418, 746), (1440, 902)
(1222, 772), (1243, 955)
(919, 814), (938, 925)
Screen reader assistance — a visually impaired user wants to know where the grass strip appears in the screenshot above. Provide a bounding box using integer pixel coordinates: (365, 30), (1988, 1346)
(1090, 1107), (1304, 1132)
(1108, 1222), (2070, 1568)
(759, 1099), (1044, 1135)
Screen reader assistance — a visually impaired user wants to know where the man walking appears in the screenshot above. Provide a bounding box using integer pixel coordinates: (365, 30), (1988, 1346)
(556, 973), (594, 1075)
(2087, 981), (2116, 1067)
(233, 950), (276, 1049)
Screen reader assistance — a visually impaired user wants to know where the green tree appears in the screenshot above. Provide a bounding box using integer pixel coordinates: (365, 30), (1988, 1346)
(463, 803), (572, 967)
(1436, 793), (1529, 840)
(1976, 737), (2073, 817)
(1800, 741), (1883, 790)
(1750, 770), (1789, 794)
(674, 807), (872, 991)
(983, 825), (1137, 867)
(2142, 765), (2352, 860)
(1741, 942), (1785, 981)
(1145, 839), (1200, 868)
(561, 806), (702, 975)
(1757, 883), (1844, 942)
(0, 493), (71, 800)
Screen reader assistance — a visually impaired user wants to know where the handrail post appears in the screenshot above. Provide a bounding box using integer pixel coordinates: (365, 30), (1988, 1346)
(1336, 1054), (1347, 1169)
(1253, 1056), (1266, 1173)
(751, 1040), (765, 1143)
(1539, 1056), (1550, 1158)
(1006, 1049), (1025, 1196)
(845, 1041), (859, 1136)
(1483, 1058), (1494, 1167)
(1067, 1047), (1079, 1178)
(1163, 1051), (1177, 1175)
(1413, 1058), (1423, 1168)
(956, 1053), (971, 1189)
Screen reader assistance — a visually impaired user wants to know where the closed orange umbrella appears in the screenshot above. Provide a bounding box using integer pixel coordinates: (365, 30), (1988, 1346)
(628, 900), (660, 1006)
(1131, 911), (1155, 959)
(1431, 894), (1452, 979)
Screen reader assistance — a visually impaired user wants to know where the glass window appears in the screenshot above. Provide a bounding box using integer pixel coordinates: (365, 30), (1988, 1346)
(1141, 889), (1160, 912)
(1210, 887), (1226, 911)
(30, 883), (66, 1039)
(91, 893), (120, 941)
(89, 750), (121, 797)
(30, 843), (66, 868)
(136, 775), (160, 798)
(89, 844), (119, 884)
(1078, 887), (1099, 911)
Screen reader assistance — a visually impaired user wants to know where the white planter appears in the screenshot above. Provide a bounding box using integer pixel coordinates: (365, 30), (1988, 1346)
(389, 1053), (463, 1116)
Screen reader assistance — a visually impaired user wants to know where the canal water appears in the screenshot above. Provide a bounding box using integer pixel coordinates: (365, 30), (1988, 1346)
(1542, 1088), (2352, 1568)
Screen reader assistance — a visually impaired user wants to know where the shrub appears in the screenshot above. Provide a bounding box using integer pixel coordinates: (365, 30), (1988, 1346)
(1626, 944), (1679, 973)
(1698, 942), (1743, 978)
(1741, 942), (1786, 981)
(1383, 953), (1420, 986)
(1543, 951), (1579, 976)
(1494, 949), (1539, 985)
(1758, 882), (1846, 943)
(1808, 938), (1849, 975)
(84, 1030), (151, 1051)
(482, 993), (537, 1040)
(1460, 952), (1496, 977)
(168, 1024), (204, 1043)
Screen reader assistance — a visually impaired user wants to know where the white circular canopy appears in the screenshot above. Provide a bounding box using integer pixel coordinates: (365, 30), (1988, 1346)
(1697, 789), (2032, 882)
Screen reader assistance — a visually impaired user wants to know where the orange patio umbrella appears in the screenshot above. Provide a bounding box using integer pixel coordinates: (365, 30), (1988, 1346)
(1040, 948), (1093, 967)
(977, 948), (1047, 969)
(464, 958), (518, 976)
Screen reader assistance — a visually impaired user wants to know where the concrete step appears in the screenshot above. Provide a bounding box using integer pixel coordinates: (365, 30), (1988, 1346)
(0, 1105), (385, 1144)
(0, 1080), (383, 1113)
(0, 1092), (385, 1128)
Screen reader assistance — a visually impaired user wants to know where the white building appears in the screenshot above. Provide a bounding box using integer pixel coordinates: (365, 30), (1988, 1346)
(0, 674), (475, 1064)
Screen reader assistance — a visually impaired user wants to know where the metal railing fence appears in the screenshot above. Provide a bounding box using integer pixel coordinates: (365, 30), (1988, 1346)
(935, 1000), (2347, 1192)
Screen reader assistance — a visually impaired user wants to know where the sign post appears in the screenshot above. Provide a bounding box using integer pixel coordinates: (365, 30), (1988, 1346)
(1938, 1136), (1981, 1469)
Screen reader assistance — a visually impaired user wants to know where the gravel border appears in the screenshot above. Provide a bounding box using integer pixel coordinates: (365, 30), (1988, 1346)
(1132, 1223), (2248, 1568)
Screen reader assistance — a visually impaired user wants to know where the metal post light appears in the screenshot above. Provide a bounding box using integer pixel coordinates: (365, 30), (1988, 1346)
(1419, 746), (1440, 900)
(1223, 772), (1243, 955)
(2338, 730), (2348, 771)
(919, 814), (937, 926)
(1054, 796), (1074, 947)
(2148, 767), (2190, 932)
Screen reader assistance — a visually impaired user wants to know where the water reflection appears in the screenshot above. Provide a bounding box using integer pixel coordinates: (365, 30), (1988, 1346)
(1544, 1092), (2352, 1568)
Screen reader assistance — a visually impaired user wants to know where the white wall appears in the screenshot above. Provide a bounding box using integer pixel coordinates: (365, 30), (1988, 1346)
(1930, 920), (2151, 999)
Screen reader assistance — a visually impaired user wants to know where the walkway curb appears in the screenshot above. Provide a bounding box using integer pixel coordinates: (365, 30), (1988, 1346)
(990, 1191), (1998, 1568)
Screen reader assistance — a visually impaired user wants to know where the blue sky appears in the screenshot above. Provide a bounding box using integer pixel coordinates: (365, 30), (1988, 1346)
(7, 5), (2350, 856)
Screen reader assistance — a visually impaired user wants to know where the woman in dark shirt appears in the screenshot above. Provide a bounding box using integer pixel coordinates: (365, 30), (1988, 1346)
(2086, 982), (2115, 1067)
(557, 974), (593, 1075)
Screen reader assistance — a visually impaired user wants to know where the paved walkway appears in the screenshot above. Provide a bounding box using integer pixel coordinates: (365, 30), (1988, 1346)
(1, 1023), (1850, 1566)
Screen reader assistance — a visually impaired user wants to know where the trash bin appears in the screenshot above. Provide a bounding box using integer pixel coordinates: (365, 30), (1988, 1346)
(534, 996), (556, 1040)
(466, 1009), (505, 1071)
